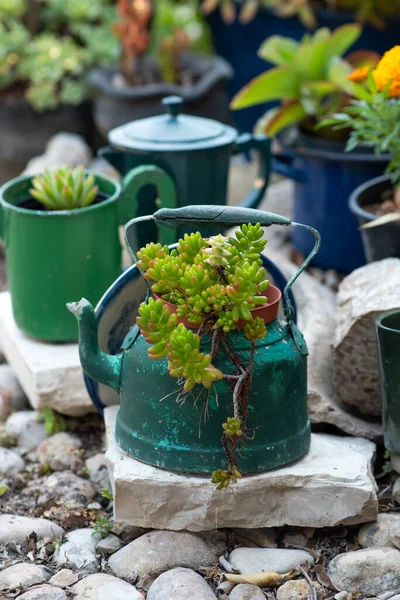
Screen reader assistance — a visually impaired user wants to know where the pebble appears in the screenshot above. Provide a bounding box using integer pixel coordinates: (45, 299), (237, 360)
(72, 573), (143, 599)
(327, 548), (400, 595)
(96, 534), (121, 554)
(283, 533), (309, 549)
(276, 579), (324, 600)
(0, 563), (51, 592)
(108, 530), (226, 590)
(111, 522), (144, 543)
(53, 528), (101, 574)
(85, 453), (112, 492)
(38, 470), (96, 507)
(16, 584), (67, 600)
(392, 456), (400, 476)
(390, 520), (400, 549)
(393, 479), (400, 505)
(5, 410), (46, 453)
(0, 447), (25, 475)
(229, 583), (265, 599)
(0, 364), (28, 418)
(37, 432), (82, 471)
(0, 514), (64, 545)
(228, 548), (314, 575)
(147, 567), (217, 600)
(358, 514), (400, 548)
(49, 569), (79, 588)
(234, 528), (277, 548)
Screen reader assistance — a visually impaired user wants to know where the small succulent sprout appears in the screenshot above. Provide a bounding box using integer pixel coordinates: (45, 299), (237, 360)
(30, 166), (98, 211)
(211, 467), (243, 490)
(223, 417), (243, 437)
(244, 317), (267, 342)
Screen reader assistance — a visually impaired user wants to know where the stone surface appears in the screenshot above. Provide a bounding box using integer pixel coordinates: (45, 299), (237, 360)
(0, 292), (94, 416)
(228, 548), (314, 574)
(393, 478), (400, 504)
(276, 579), (323, 600)
(37, 432), (82, 471)
(53, 528), (101, 574)
(38, 470), (96, 507)
(72, 573), (143, 600)
(49, 569), (78, 588)
(0, 563), (51, 592)
(108, 530), (226, 589)
(105, 406), (377, 531)
(16, 584), (67, 600)
(0, 447), (25, 475)
(6, 410), (46, 453)
(233, 528), (277, 548)
(229, 583), (265, 599)
(147, 568), (217, 600)
(392, 455), (400, 475)
(358, 513), (400, 548)
(0, 363), (28, 419)
(327, 548), (400, 595)
(332, 259), (400, 417)
(23, 133), (92, 176)
(85, 453), (111, 492)
(389, 519), (400, 549)
(96, 534), (121, 554)
(0, 514), (64, 546)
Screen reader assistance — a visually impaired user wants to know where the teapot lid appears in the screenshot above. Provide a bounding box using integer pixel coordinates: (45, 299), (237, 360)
(108, 96), (237, 152)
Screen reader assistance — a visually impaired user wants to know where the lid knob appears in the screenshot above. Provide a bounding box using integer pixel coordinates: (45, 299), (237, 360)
(162, 96), (183, 119)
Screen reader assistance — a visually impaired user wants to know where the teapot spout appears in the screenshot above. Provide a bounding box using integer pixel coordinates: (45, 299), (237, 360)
(67, 299), (122, 392)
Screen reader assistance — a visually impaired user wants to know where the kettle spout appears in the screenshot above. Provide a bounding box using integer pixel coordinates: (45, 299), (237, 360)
(67, 299), (122, 392)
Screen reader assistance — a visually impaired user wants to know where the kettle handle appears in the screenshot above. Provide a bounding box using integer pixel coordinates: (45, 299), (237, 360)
(235, 134), (272, 210)
(125, 204), (321, 328)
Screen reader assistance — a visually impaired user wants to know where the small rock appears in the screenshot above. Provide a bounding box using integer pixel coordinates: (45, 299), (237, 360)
(393, 479), (400, 504)
(53, 528), (101, 574)
(147, 568), (217, 600)
(72, 573), (143, 599)
(327, 547), (400, 595)
(358, 514), (400, 548)
(283, 533), (308, 549)
(108, 530), (226, 589)
(96, 534), (121, 554)
(218, 581), (235, 595)
(276, 579), (324, 600)
(37, 432), (82, 471)
(0, 364), (28, 418)
(38, 470), (96, 507)
(0, 563), (51, 592)
(229, 583), (265, 599)
(0, 514), (64, 546)
(85, 453), (111, 490)
(49, 569), (78, 588)
(234, 528), (277, 548)
(6, 410), (46, 453)
(111, 522), (144, 543)
(0, 447), (25, 475)
(392, 456), (400, 475)
(390, 520), (400, 549)
(228, 548), (314, 575)
(16, 584), (67, 600)
(23, 133), (92, 176)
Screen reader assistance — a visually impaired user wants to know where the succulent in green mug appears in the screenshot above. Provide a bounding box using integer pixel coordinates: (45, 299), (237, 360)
(30, 166), (99, 211)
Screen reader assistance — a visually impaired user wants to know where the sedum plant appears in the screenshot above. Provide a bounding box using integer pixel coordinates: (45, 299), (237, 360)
(136, 224), (270, 488)
(30, 166), (98, 211)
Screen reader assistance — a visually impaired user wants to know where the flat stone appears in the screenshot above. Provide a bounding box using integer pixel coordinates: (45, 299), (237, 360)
(0, 514), (64, 546)
(0, 563), (51, 592)
(0, 292), (94, 416)
(147, 568), (217, 600)
(6, 410), (46, 453)
(229, 583), (265, 599)
(53, 528), (101, 574)
(332, 259), (400, 417)
(96, 534), (121, 554)
(38, 470), (96, 507)
(0, 447), (25, 475)
(328, 548), (400, 595)
(37, 432), (82, 471)
(0, 363), (28, 419)
(105, 406), (378, 531)
(16, 584), (67, 600)
(108, 530), (226, 589)
(72, 573), (143, 599)
(358, 513), (400, 548)
(228, 548), (314, 575)
(49, 569), (78, 588)
(276, 579), (324, 600)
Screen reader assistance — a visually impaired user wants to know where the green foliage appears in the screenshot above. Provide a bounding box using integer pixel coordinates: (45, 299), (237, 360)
(0, 484), (10, 497)
(244, 317), (267, 342)
(0, 430), (17, 448)
(231, 25), (361, 136)
(211, 467), (242, 490)
(30, 167), (98, 211)
(91, 515), (112, 538)
(101, 488), (113, 501)
(37, 407), (67, 434)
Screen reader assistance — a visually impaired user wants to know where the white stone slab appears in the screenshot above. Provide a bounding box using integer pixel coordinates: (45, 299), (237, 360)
(105, 406), (378, 532)
(0, 292), (93, 416)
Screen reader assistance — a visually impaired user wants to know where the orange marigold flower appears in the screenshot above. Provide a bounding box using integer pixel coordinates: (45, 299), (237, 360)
(372, 45), (400, 98)
(347, 66), (370, 82)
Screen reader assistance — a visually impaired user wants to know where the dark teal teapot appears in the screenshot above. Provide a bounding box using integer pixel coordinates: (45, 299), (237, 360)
(100, 96), (271, 249)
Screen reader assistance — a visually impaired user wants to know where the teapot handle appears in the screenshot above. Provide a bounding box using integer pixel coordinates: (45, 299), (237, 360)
(235, 133), (271, 210)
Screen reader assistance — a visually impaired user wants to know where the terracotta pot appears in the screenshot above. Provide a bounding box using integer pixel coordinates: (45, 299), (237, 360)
(154, 284), (281, 329)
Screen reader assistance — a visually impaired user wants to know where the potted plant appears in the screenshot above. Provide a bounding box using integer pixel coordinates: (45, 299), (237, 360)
(0, 0), (119, 181)
(202, 0), (400, 131)
(230, 24), (388, 273)
(88, 0), (233, 138)
(0, 166), (122, 342)
(325, 46), (400, 262)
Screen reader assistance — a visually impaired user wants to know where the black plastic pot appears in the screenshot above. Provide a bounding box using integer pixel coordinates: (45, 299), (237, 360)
(349, 174), (400, 263)
(89, 52), (233, 138)
(0, 94), (95, 183)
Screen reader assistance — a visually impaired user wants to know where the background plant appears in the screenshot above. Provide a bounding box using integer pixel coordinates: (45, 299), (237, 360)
(136, 224), (270, 488)
(30, 167), (98, 211)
